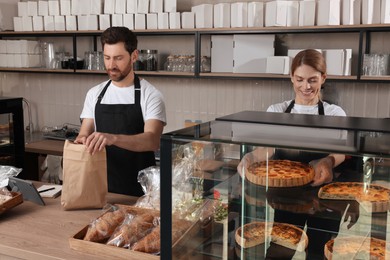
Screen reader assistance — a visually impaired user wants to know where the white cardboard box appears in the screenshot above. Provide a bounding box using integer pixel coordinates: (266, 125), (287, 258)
(323, 49), (345, 75)
(127, 0), (137, 13)
(71, 0), (80, 15)
(150, 0), (163, 13)
(231, 2), (248, 28)
(49, 0), (60, 16)
(104, 0), (115, 14)
(362, 0), (380, 24)
(115, 0), (126, 14)
(342, 0), (361, 25)
(233, 34), (274, 73)
(182, 12), (195, 29)
(123, 13), (134, 29)
(316, 0), (340, 26)
(135, 13), (146, 29)
(147, 13), (158, 29)
(192, 4), (213, 29)
(299, 0), (316, 26)
(66, 15), (77, 30)
(344, 49), (352, 76)
(22, 16), (33, 31)
(169, 12), (181, 29)
(38, 1), (49, 16)
(0, 40), (6, 53)
(211, 35), (234, 72)
(164, 0), (177, 13)
(60, 0), (71, 15)
(6, 40), (16, 54)
(381, 0), (390, 23)
(18, 2), (28, 17)
(138, 0), (149, 14)
(54, 15), (65, 31)
(266, 1), (299, 27)
(78, 15), (98, 30)
(90, 0), (103, 15)
(266, 56), (291, 74)
(265, 1), (287, 26)
(28, 1), (38, 17)
(214, 3), (230, 28)
(112, 14), (123, 26)
(33, 16), (44, 31)
(0, 54), (6, 67)
(158, 12), (169, 29)
(13, 17), (23, 32)
(100, 14), (112, 30)
(248, 2), (264, 27)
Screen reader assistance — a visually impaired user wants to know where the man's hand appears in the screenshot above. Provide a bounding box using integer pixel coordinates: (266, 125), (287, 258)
(311, 156), (335, 186)
(84, 132), (116, 155)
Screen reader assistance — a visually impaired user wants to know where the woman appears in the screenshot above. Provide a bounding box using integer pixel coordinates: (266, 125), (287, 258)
(237, 49), (349, 259)
(238, 49), (346, 186)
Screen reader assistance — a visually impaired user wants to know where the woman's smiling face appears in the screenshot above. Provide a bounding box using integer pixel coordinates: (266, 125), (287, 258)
(291, 64), (326, 105)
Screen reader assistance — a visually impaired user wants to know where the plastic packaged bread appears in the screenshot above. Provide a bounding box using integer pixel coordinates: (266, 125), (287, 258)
(83, 208), (126, 242)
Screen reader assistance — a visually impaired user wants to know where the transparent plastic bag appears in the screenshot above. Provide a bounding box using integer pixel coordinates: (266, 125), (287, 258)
(0, 165), (22, 188)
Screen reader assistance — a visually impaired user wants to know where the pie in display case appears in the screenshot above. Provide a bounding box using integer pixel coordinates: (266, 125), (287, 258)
(160, 111), (390, 259)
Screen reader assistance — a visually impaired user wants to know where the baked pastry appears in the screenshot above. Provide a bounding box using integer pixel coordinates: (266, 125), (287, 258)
(318, 182), (390, 213)
(83, 209), (126, 242)
(235, 221), (308, 252)
(324, 236), (390, 260)
(246, 160), (314, 187)
(132, 218), (192, 254)
(106, 213), (156, 248)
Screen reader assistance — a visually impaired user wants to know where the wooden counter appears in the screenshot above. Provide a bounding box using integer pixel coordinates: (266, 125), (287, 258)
(25, 139), (65, 156)
(0, 185), (138, 260)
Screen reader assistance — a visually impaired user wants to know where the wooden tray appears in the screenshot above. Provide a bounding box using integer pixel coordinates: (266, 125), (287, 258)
(69, 205), (199, 260)
(0, 191), (23, 215)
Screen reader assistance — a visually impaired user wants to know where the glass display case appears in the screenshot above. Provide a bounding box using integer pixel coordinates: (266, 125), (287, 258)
(160, 111), (390, 260)
(0, 97), (24, 172)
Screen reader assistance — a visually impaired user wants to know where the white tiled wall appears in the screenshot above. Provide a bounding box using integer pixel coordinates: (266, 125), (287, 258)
(0, 72), (389, 134)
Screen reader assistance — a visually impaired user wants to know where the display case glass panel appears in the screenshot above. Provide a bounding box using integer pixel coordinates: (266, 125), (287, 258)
(160, 111), (390, 259)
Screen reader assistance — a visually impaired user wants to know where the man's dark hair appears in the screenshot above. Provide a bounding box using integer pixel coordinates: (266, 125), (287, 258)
(100, 27), (138, 54)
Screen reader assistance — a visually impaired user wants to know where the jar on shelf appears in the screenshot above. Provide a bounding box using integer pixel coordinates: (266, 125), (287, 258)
(200, 56), (211, 72)
(139, 49), (158, 71)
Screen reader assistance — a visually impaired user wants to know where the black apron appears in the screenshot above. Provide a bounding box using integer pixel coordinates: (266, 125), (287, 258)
(95, 75), (156, 196)
(274, 99), (327, 163)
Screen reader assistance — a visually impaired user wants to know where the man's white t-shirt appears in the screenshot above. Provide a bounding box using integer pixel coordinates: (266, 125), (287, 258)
(80, 79), (167, 126)
(266, 100), (346, 116)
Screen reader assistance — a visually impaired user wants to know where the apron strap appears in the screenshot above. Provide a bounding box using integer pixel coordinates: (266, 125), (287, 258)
(285, 99), (325, 115)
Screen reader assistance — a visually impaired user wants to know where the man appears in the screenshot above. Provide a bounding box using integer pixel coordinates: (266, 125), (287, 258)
(75, 27), (166, 196)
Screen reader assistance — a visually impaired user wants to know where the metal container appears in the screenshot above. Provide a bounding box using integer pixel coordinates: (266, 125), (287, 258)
(139, 49), (158, 71)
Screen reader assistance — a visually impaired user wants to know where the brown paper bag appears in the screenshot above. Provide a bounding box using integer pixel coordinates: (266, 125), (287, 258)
(61, 140), (107, 210)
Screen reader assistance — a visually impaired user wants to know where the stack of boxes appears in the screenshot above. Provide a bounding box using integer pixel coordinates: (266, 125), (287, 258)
(13, 0), (177, 31)
(0, 40), (41, 68)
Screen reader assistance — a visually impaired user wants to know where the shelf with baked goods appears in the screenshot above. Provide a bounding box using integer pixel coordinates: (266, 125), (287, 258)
(159, 111), (390, 259)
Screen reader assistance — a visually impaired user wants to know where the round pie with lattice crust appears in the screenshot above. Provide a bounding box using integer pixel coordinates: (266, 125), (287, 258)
(246, 160), (314, 187)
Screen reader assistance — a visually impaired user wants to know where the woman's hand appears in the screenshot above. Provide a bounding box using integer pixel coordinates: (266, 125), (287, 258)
(237, 152), (255, 178)
(311, 156), (335, 186)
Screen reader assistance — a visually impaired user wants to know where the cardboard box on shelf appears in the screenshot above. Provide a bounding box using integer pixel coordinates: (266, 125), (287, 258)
(192, 4), (213, 29)
(362, 0), (380, 24)
(299, 0), (316, 26)
(158, 12), (169, 29)
(231, 2), (248, 28)
(123, 14), (134, 30)
(316, 0), (341, 26)
(182, 12), (195, 29)
(211, 35), (234, 73)
(342, 0), (361, 25)
(214, 3), (230, 28)
(248, 2), (264, 27)
(266, 56), (291, 74)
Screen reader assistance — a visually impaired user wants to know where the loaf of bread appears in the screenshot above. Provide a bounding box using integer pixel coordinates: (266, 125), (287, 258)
(84, 209), (126, 242)
(131, 218), (192, 254)
(106, 213), (156, 248)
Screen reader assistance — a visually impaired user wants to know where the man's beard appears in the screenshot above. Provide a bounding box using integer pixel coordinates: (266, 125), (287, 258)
(107, 64), (132, 82)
